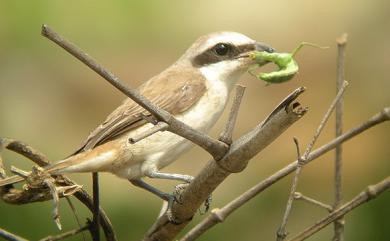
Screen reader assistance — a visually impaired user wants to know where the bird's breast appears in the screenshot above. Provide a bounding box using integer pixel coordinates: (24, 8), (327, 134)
(113, 78), (230, 178)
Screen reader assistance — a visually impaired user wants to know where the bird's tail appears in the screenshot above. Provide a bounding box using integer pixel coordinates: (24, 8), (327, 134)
(0, 142), (122, 187)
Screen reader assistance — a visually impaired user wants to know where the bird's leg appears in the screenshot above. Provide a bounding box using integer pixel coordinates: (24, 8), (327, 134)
(144, 170), (212, 214)
(144, 170), (194, 183)
(144, 170), (194, 204)
(129, 178), (177, 222)
(129, 179), (174, 202)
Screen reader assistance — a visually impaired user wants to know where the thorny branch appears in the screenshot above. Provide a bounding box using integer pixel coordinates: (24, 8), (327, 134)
(180, 107), (389, 241)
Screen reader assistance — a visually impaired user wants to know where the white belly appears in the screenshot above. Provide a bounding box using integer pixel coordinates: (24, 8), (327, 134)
(113, 78), (230, 179)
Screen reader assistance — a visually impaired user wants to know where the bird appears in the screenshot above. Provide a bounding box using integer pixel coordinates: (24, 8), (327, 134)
(0, 31), (274, 203)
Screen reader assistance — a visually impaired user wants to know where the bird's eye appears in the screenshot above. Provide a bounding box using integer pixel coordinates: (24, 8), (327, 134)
(214, 43), (230, 56)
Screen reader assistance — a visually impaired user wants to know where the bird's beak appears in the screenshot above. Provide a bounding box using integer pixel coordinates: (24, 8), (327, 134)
(236, 42), (275, 60)
(255, 42), (275, 53)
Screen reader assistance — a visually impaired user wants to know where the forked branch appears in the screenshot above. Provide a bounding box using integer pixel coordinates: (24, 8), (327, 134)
(288, 176), (390, 241)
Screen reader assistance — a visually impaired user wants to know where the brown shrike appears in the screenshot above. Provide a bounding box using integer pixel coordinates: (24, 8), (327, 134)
(0, 32), (274, 202)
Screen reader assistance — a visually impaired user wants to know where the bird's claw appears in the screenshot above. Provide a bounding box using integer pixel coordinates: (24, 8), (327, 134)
(199, 195), (212, 215)
(161, 192), (183, 224)
(173, 183), (213, 215)
(173, 183), (189, 204)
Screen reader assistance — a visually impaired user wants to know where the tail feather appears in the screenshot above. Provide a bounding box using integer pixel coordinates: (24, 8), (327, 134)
(0, 141), (123, 187)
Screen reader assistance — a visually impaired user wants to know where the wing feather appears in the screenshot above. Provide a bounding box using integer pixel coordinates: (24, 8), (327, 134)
(72, 67), (206, 155)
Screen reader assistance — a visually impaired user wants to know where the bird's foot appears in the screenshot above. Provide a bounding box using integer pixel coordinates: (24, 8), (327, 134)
(162, 193), (179, 223)
(173, 183), (212, 215)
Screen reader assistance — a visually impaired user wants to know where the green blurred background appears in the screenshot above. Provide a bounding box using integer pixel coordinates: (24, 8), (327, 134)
(0, 1), (389, 240)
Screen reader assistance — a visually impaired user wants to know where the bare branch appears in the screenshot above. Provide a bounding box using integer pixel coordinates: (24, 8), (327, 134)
(10, 166), (30, 178)
(129, 122), (169, 144)
(40, 24), (228, 161)
(219, 85), (246, 144)
(91, 172), (100, 241)
(1, 138), (50, 166)
(145, 87), (307, 241)
(40, 225), (89, 241)
(288, 176), (390, 241)
(293, 192), (333, 212)
(0, 227), (28, 241)
(333, 32), (348, 241)
(65, 197), (87, 241)
(303, 81), (348, 159)
(277, 81), (349, 241)
(180, 107), (389, 241)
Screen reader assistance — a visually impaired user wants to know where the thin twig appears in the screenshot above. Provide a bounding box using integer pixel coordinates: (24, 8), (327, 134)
(2, 139), (50, 166)
(41, 24), (228, 161)
(91, 172), (100, 241)
(276, 81), (349, 241)
(293, 192), (333, 212)
(288, 176), (390, 241)
(276, 138), (303, 241)
(0, 227), (29, 241)
(145, 87), (307, 241)
(129, 122), (169, 144)
(180, 107), (389, 241)
(40, 225), (90, 241)
(10, 166), (30, 178)
(219, 85), (246, 144)
(333, 33), (348, 241)
(44, 178), (62, 230)
(70, 187), (117, 241)
(65, 197), (87, 241)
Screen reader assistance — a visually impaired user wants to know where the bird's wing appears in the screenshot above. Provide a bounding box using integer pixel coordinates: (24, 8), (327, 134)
(72, 67), (207, 155)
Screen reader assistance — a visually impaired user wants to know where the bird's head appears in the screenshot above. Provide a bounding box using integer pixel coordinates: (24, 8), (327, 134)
(178, 31), (274, 87)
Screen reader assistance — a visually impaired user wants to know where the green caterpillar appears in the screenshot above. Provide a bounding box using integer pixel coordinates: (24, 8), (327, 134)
(249, 42), (328, 84)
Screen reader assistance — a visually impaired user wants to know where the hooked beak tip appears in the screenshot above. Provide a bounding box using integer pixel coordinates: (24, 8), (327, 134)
(255, 42), (275, 53)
